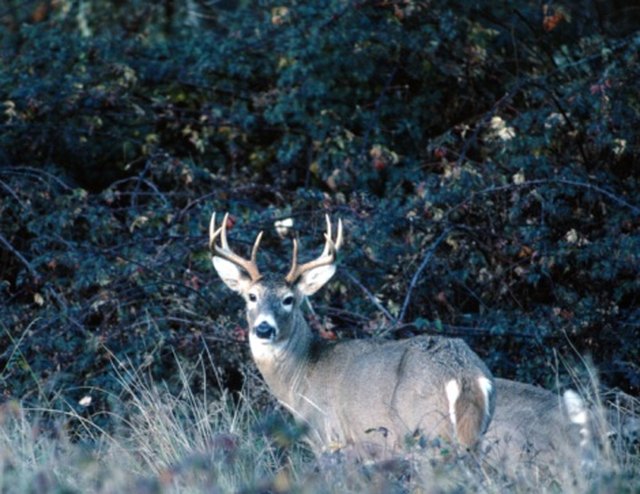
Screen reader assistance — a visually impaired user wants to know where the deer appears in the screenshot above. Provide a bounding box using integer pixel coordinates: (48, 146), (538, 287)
(209, 212), (496, 459)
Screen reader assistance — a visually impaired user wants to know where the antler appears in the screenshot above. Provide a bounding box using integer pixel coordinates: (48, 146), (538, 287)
(209, 212), (263, 282)
(285, 215), (343, 284)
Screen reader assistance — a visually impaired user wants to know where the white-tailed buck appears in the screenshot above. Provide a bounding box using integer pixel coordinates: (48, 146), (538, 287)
(210, 213), (496, 458)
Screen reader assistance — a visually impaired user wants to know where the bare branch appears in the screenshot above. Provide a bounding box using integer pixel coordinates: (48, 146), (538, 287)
(397, 228), (452, 326)
(342, 269), (394, 324)
(445, 178), (640, 219)
(0, 232), (39, 281)
(0, 166), (72, 191)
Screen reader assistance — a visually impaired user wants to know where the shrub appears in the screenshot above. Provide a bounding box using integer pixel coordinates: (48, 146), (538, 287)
(1, 0), (638, 416)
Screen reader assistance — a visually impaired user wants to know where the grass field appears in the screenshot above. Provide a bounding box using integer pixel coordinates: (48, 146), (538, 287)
(1, 353), (638, 493)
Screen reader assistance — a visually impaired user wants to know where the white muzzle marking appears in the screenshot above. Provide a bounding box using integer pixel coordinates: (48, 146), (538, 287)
(249, 313), (280, 361)
(253, 313), (277, 331)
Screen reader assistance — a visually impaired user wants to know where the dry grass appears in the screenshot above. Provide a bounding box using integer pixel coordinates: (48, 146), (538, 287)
(1, 354), (638, 494)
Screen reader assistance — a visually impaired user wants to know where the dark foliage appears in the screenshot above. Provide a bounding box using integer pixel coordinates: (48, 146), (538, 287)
(1, 0), (639, 419)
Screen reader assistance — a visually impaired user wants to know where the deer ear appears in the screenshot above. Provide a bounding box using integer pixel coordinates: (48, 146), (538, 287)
(213, 256), (251, 293)
(296, 264), (336, 296)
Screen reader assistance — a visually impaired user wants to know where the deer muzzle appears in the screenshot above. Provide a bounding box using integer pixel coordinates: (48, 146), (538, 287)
(255, 321), (276, 340)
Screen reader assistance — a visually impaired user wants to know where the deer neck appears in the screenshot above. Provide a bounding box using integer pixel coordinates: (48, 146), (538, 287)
(249, 310), (316, 407)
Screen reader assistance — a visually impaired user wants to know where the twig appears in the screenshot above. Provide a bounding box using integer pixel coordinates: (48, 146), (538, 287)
(0, 232), (39, 280)
(533, 82), (589, 165)
(176, 191), (219, 222)
(0, 178), (25, 207)
(0, 166), (73, 191)
(390, 321), (552, 340)
(445, 178), (640, 218)
(0, 319), (46, 398)
(397, 228), (452, 325)
(554, 178), (640, 215)
(456, 80), (526, 168)
(342, 270), (395, 323)
(140, 178), (170, 207)
(131, 158), (152, 209)
(0, 319), (39, 372)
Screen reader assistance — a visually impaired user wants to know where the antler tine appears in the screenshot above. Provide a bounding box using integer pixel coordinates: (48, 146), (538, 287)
(209, 212), (262, 281)
(285, 237), (299, 283)
(285, 215), (342, 284)
(319, 215), (343, 256)
(331, 216), (343, 251)
(250, 231), (264, 263)
(220, 212), (232, 250)
(320, 215), (331, 257)
(209, 212), (220, 251)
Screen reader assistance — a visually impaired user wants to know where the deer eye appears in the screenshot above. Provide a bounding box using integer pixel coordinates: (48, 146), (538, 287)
(248, 293), (258, 302)
(282, 295), (294, 306)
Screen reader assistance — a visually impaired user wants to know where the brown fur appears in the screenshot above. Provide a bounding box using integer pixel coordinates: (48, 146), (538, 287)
(455, 377), (491, 448)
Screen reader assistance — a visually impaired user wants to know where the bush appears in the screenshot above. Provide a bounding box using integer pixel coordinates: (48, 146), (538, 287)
(1, 0), (639, 415)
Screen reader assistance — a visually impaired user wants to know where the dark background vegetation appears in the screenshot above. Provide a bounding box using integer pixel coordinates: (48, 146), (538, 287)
(1, 0), (639, 420)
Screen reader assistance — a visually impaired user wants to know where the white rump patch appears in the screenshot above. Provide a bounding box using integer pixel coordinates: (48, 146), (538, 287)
(445, 379), (461, 433)
(563, 389), (590, 447)
(477, 376), (493, 432)
(563, 390), (588, 425)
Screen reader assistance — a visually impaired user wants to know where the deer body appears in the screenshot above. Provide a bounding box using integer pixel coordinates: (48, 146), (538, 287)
(210, 214), (495, 458)
(254, 312), (493, 456)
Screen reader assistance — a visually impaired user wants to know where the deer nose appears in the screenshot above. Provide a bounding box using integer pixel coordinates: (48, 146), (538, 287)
(255, 321), (276, 340)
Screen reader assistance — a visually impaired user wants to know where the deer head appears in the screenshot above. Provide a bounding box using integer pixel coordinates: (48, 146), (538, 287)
(210, 213), (343, 347)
